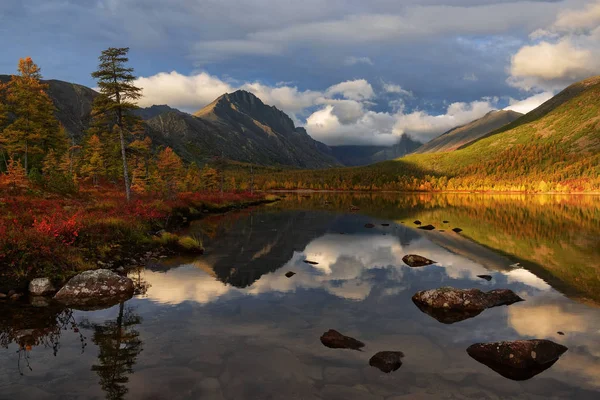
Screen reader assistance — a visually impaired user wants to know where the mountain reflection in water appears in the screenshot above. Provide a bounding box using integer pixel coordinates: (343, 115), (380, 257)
(1, 193), (599, 399)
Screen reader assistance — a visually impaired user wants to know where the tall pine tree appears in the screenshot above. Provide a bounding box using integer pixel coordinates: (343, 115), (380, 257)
(0, 57), (64, 172)
(91, 48), (142, 201)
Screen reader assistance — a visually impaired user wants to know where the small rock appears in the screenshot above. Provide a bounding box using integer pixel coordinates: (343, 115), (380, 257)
(364, 223), (375, 228)
(29, 278), (56, 296)
(304, 260), (319, 265)
(418, 224), (436, 231)
(115, 266), (125, 274)
(320, 329), (365, 350)
(452, 228), (463, 233)
(477, 275), (493, 281)
(414, 220), (422, 225)
(381, 223), (390, 227)
(285, 271), (296, 278)
(402, 254), (436, 268)
(443, 220), (449, 223)
(350, 205), (360, 211)
(557, 331), (565, 336)
(8, 290), (16, 297)
(0, 293), (7, 299)
(439, 230), (445, 232)
(369, 351), (404, 373)
(10, 293), (22, 301)
(466, 339), (568, 381)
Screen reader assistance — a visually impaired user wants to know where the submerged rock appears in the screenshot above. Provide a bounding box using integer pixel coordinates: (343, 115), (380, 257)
(414, 220), (422, 225)
(285, 271), (296, 278)
(54, 269), (134, 309)
(29, 278), (56, 296)
(381, 223), (390, 227)
(402, 254), (436, 268)
(369, 351), (404, 373)
(557, 331), (565, 336)
(304, 260), (319, 265)
(412, 287), (523, 324)
(418, 224), (436, 231)
(452, 228), (463, 233)
(364, 223), (375, 228)
(466, 339), (568, 380)
(477, 275), (493, 281)
(29, 296), (50, 307)
(320, 329), (365, 350)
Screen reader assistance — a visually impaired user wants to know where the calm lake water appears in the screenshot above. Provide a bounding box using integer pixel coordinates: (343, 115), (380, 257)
(1, 193), (600, 400)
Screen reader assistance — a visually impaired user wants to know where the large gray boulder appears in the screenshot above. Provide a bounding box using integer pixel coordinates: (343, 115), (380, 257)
(29, 278), (56, 296)
(54, 269), (134, 309)
(412, 287), (523, 323)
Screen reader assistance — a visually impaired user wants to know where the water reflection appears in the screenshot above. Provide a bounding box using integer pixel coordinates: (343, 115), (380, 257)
(87, 303), (143, 400)
(1, 193), (599, 399)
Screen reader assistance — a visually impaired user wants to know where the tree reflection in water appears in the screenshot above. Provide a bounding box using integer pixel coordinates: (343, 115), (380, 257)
(89, 302), (143, 400)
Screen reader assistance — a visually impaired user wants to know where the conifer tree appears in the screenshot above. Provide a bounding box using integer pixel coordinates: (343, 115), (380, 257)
(1, 58), (63, 172)
(156, 147), (184, 197)
(5, 156), (28, 190)
(81, 134), (104, 186)
(91, 48), (142, 201)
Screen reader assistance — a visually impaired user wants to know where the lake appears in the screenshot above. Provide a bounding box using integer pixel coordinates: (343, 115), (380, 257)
(1, 193), (599, 400)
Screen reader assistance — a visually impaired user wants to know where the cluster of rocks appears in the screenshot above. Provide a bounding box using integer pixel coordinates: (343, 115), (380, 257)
(5, 269), (135, 310)
(320, 329), (404, 373)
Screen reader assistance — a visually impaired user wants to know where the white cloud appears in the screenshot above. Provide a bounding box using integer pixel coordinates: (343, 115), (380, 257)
(382, 82), (412, 96)
(343, 56), (374, 66)
(325, 79), (375, 101)
(504, 91), (554, 114)
(508, 1), (600, 91)
(136, 71), (501, 146)
(135, 71), (234, 112)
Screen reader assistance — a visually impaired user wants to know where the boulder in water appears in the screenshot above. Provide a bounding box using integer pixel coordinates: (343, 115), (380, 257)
(320, 329), (365, 350)
(402, 254), (436, 268)
(412, 287), (523, 324)
(285, 271), (296, 278)
(418, 225), (436, 231)
(452, 228), (463, 233)
(477, 275), (492, 281)
(414, 220), (422, 225)
(54, 269), (134, 309)
(466, 339), (568, 380)
(369, 351), (404, 373)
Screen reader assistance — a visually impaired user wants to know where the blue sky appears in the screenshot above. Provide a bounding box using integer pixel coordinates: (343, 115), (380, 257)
(1, 0), (599, 145)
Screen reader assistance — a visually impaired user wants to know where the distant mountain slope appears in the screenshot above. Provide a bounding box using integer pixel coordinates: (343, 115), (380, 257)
(414, 110), (522, 154)
(0, 75), (339, 168)
(329, 145), (388, 166)
(330, 135), (421, 166)
(371, 135), (422, 161)
(248, 75), (600, 192)
(145, 90), (340, 168)
(1, 75), (98, 140)
(399, 75), (600, 187)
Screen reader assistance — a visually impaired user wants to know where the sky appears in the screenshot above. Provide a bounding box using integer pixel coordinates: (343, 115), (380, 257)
(1, 0), (599, 145)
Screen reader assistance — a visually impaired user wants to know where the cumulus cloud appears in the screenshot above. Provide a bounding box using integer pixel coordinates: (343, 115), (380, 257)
(508, 1), (600, 91)
(504, 91), (554, 114)
(324, 79), (375, 101)
(136, 71), (234, 112)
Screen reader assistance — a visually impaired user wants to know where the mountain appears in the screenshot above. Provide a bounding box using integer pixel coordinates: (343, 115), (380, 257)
(330, 135), (421, 166)
(414, 110), (523, 154)
(249, 75), (600, 192)
(144, 90), (339, 168)
(371, 134), (422, 161)
(0, 75), (340, 168)
(330, 145), (389, 166)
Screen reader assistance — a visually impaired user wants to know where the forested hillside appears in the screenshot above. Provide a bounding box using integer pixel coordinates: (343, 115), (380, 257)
(245, 76), (600, 192)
